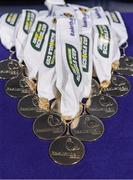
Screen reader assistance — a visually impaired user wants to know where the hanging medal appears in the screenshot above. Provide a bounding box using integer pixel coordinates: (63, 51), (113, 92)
(66, 6), (104, 141)
(104, 11), (131, 97)
(107, 11), (133, 76)
(5, 9), (38, 98)
(33, 17), (66, 140)
(0, 13), (21, 79)
(18, 15), (56, 118)
(47, 7), (85, 165)
(86, 10), (118, 119)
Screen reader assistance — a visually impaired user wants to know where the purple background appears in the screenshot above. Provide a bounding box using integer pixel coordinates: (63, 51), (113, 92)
(0, 13), (133, 179)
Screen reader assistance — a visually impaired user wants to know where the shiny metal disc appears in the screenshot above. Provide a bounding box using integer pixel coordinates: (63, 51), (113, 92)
(17, 94), (46, 118)
(86, 94), (118, 119)
(33, 112), (66, 140)
(0, 59), (21, 79)
(70, 114), (104, 141)
(91, 78), (100, 96)
(5, 74), (33, 98)
(116, 56), (133, 76)
(49, 135), (85, 165)
(105, 75), (131, 97)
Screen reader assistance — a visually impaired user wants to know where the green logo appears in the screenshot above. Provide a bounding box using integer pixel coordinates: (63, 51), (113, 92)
(23, 11), (36, 34)
(66, 43), (82, 86)
(80, 35), (89, 72)
(5, 13), (19, 26)
(110, 12), (120, 23)
(44, 30), (56, 68)
(31, 21), (48, 51)
(97, 25), (111, 58)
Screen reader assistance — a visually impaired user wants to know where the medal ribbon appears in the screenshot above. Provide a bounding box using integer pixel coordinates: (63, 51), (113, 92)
(23, 15), (53, 80)
(15, 9), (37, 63)
(37, 18), (56, 101)
(55, 6), (83, 119)
(106, 11), (128, 47)
(74, 7), (93, 99)
(93, 24), (113, 84)
(45, 0), (65, 11)
(91, 6), (109, 25)
(0, 13), (19, 50)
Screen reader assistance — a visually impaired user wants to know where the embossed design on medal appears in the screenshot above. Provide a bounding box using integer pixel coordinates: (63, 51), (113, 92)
(33, 99), (66, 141)
(70, 113), (105, 142)
(46, 98), (85, 165)
(49, 121), (85, 165)
(105, 75), (131, 97)
(0, 50), (21, 80)
(4, 73), (34, 98)
(116, 42), (133, 76)
(17, 93), (47, 119)
(86, 80), (118, 119)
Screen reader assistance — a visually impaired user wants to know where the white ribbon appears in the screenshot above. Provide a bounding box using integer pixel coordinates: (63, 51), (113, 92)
(55, 6), (84, 118)
(0, 13), (19, 50)
(37, 19), (56, 100)
(93, 25), (113, 83)
(15, 9), (38, 63)
(73, 7), (93, 98)
(105, 11), (128, 47)
(105, 11), (121, 63)
(45, 0), (65, 11)
(23, 15), (54, 80)
(91, 6), (109, 25)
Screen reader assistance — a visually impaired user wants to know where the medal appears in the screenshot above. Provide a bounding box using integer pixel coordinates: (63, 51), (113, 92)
(105, 75), (131, 97)
(49, 123), (85, 165)
(70, 114), (104, 142)
(33, 112), (66, 140)
(5, 74), (33, 98)
(0, 13), (21, 79)
(86, 94), (118, 119)
(91, 78), (100, 96)
(17, 94), (46, 118)
(0, 58), (21, 80)
(116, 56), (133, 76)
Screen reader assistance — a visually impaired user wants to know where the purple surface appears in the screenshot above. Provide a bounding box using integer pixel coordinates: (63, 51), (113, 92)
(0, 13), (133, 179)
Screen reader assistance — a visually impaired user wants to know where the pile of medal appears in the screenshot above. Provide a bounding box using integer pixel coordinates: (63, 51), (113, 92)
(0, 0), (133, 165)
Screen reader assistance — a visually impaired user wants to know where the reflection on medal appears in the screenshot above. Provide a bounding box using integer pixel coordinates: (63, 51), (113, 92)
(91, 78), (100, 96)
(71, 114), (104, 141)
(33, 112), (66, 140)
(5, 74), (33, 98)
(87, 94), (118, 119)
(49, 135), (85, 165)
(0, 59), (21, 79)
(105, 75), (131, 97)
(17, 94), (46, 118)
(116, 56), (133, 76)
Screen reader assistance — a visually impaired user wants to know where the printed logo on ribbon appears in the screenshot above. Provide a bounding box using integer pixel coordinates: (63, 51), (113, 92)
(97, 25), (111, 58)
(80, 35), (89, 72)
(23, 11), (36, 34)
(44, 30), (56, 68)
(66, 43), (82, 86)
(31, 21), (48, 51)
(5, 13), (19, 26)
(110, 12), (120, 23)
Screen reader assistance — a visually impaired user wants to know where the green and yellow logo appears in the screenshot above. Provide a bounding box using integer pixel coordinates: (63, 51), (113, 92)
(66, 44), (82, 87)
(5, 13), (19, 26)
(80, 35), (89, 72)
(110, 12), (120, 23)
(23, 11), (36, 34)
(31, 21), (48, 51)
(44, 30), (56, 68)
(97, 25), (111, 58)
